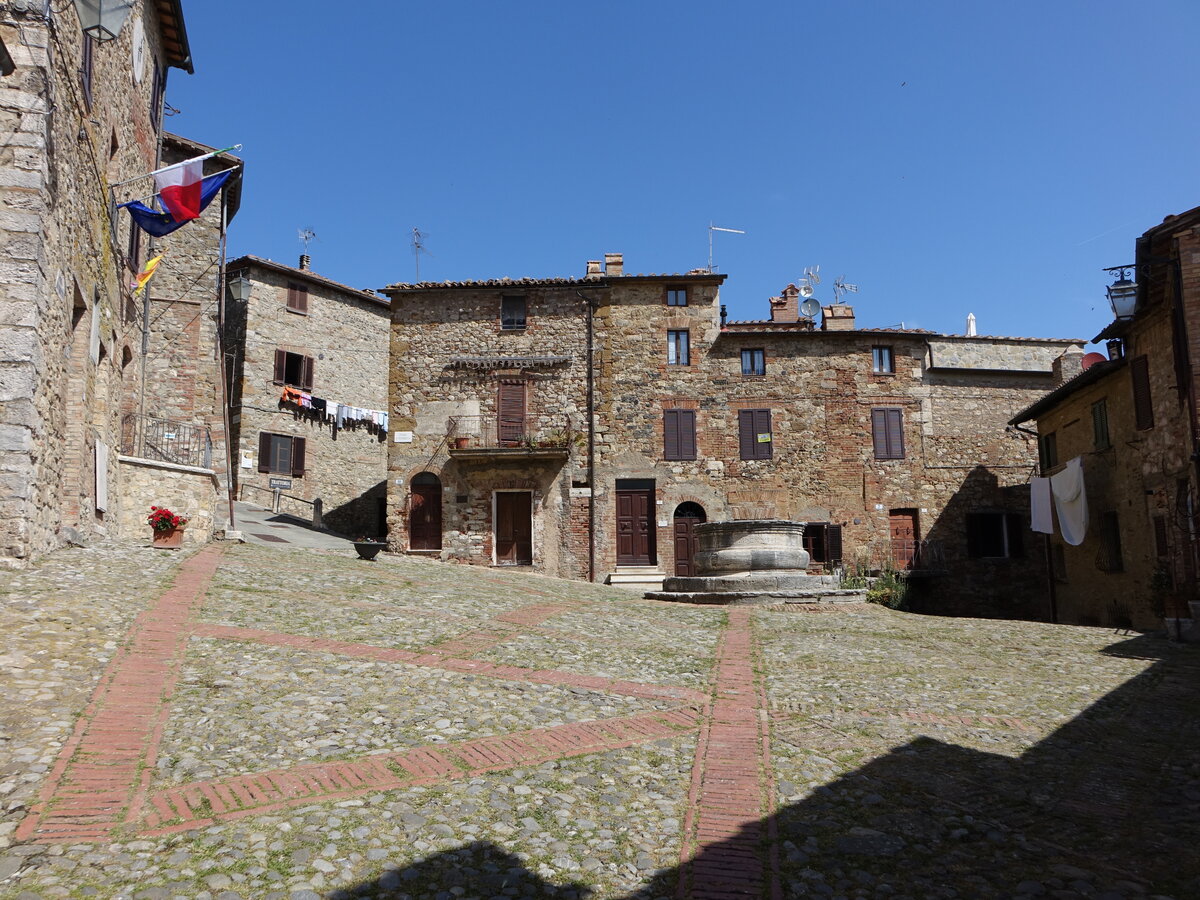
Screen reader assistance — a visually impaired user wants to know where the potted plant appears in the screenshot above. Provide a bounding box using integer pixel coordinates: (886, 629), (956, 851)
(147, 505), (188, 549)
(353, 536), (387, 560)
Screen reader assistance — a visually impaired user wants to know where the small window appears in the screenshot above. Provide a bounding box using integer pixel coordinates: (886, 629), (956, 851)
(667, 329), (689, 365)
(663, 409), (697, 461)
(1131, 355), (1153, 430)
(273, 349), (314, 390)
(872, 346), (894, 374)
(501, 295), (527, 330)
(257, 433), (306, 476)
(870, 408), (904, 459)
(1098, 511), (1124, 572)
(738, 409), (772, 460)
(740, 348), (765, 376)
(81, 34), (94, 108)
(666, 287), (688, 307)
(1040, 431), (1058, 471)
(1092, 399), (1110, 449)
(150, 60), (164, 133)
(286, 282), (309, 314)
(966, 512), (1024, 559)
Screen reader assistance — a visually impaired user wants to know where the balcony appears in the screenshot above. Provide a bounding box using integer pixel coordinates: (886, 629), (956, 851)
(121, 414), (213, 469)
(446, 415), (576, 463)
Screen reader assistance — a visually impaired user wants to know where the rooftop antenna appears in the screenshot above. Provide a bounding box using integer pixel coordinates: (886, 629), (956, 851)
(411, 227), (430, 281)
(298, 228), (316, 253)
(833, 275), (858, 303)
(708, 223), (745, 272)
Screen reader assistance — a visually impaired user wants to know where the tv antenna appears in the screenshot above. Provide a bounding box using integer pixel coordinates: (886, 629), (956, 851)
(411, 227), (431, 281)
(833, 275), (858, 303)
(797, 264), (821, 296)
(707, 223), (745, 272)
(298, 228), (317, 253)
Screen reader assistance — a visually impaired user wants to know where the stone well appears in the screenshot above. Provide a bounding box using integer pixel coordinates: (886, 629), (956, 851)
(645, 519), (865, 606)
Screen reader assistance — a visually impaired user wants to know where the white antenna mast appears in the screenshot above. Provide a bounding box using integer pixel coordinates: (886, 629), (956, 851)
(833, 275), (859, 303)
(411, 227), (430, 281)
(298, 228), (316, 253)
(708, 223), (745, 272)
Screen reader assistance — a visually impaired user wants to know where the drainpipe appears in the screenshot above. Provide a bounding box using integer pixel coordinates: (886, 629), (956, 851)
(1010, 421), (1057, 622)
(578, 290), (597, 582)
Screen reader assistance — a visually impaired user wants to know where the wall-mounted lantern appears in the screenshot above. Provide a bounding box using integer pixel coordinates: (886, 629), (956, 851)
(72, 0), (134, 42)
(1104, 265), (1138, 320)
(226, 273), (252, 302)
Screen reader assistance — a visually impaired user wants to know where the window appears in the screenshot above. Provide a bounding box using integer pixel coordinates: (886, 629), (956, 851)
(81, 34), (94, 108)
(149, 59), (164, 133)
(667, 329), (689, 365)
(1098, 511), (1124, 572)
(870, 408), (904, 459)
(1131, 355), (1153, 430)
(740, 348), (765, 376)
(663, 409), (697, 460)
(666, 287), (688, 307)
(286, 282), (309, 314)
(966, 512), (1024, 559)
(1039, 431), (1058, 471)
(872, 346), (894, 374)
(273, 349), (314, 390)
(501, 295), (527, 330)
(257, 433), (306, 476)
(738, 409), (772, 460)
(1092, 399), (1110, 449)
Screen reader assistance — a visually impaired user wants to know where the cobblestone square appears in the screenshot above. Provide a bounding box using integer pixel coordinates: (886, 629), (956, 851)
(1, 543), (1197, 899)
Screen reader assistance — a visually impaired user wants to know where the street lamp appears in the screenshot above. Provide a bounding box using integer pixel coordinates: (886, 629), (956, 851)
(1104, 266), (1137, 320)
(227, 273), (252, 302)
(72, 0), (135, 42)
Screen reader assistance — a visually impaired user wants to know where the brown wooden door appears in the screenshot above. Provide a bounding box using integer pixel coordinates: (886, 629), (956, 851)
(889, 508), (918, 569)
(409, 475), (442, 550)
(673, 503), (705, 576)
(616, 486), (656, 566)
(498, 381), (526, 445)
(495, 491), (532, 565)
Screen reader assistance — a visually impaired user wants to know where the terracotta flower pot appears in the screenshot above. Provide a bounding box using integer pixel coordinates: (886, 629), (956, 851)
(152, 526), (185, 549)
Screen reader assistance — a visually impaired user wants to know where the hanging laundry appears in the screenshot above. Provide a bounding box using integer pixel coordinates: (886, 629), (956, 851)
(1050, 456), (1088, 546)
(281, 386), (304, 405)
(311, 397), (327, 413)
(1030, 477), (1054, 534)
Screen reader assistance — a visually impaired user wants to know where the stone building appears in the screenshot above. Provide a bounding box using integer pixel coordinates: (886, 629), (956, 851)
(0, 0), (218, 565)
(1010, 205), (1200, 633)
(384, 254), (1079, 618)
(224, 254), (390, 537)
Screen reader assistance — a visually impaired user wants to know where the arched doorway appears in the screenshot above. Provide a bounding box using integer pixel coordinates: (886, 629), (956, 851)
(409, 472), (442, 550)
(673, 502), (706, 576)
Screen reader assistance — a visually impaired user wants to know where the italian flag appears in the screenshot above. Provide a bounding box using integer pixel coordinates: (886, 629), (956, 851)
(154, 158), (205, 221)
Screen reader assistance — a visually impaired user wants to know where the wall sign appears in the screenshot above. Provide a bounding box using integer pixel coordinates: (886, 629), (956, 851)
(269, 477), (293, 490)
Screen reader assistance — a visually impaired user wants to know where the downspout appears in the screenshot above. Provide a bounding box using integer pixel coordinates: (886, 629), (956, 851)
(1010, 420), (1057, 622)
(217, 187), (236, 531)
(578, 290), (597, 583)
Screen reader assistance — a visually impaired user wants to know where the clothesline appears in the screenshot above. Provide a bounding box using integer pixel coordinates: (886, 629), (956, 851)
(279, 386), (389, 433)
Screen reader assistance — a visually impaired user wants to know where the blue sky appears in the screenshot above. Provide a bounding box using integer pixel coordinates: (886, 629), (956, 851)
(167, 1), (1200, 342)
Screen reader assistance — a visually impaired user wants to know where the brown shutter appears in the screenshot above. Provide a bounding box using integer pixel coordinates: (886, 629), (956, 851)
(738, 410), (755, 460)
(287, 282), (308, 314)
(498, 381), (526, 443)
(664, 410), (680, 460)
(258, 432), (271, 472)
(871, 409), (887, 458)
(887, 408), (904, 459)
(826, 524), (843, 564)
(681, 410), (696, 460)
(755, 409), (771, 459)
(302, 355), (315, 391)
(273, 349), (286, 383)
(291, 436), (306, 476)
(1131, 355), (1153, 430)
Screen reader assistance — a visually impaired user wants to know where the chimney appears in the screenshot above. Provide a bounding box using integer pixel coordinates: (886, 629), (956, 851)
(299, 254), (311, 271)
(770, 284), (800, 323)
(585, 259), (603, 277)
(966, 312), (977, 336)
(821, 304), (856, 331)
(603, 252), (623, 276)
(1052, 347), (1085, 386)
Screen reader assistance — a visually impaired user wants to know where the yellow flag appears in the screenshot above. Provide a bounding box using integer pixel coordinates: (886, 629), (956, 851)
(133, 254), (163, 297)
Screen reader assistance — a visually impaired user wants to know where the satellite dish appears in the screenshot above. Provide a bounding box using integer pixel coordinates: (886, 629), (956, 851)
(800, 298), (821, 318)
(1081, 352), (1107, 370)
(798, 283), (814, 298)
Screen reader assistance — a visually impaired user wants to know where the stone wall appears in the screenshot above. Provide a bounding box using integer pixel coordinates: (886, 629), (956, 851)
(116, 455), (219, 546)
(225, 257), (389, 537)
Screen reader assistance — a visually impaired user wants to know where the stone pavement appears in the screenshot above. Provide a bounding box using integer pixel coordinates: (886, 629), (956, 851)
(232, 503), (356, 551)
(0, 542), (1198, 899)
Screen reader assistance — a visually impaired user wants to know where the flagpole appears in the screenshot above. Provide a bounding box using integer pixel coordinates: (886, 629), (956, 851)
(108, 144), (243, 190)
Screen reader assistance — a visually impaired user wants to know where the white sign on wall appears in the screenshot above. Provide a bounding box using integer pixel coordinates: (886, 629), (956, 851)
(393, 431), (413, 443)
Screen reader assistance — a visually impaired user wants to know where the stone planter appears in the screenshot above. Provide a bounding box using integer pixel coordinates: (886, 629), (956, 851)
(354, 540), (386, 561)
(152, 527), (185, 549)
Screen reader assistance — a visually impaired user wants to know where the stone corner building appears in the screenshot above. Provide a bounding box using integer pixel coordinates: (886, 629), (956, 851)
(384, 254), (1081, 619)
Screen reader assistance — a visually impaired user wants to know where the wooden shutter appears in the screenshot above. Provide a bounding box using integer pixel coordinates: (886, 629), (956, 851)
(498, 380), (526, 443)
(287, 282), (308, 314)
(872, 408), (903, 458)
(886, 409), (903, 458)
(754, 409), (771, 459)
(871, 409), (888, 458)
(258, 432), (272, 472)
(301, 355), (315, 391)
(273, 349), (286, 383)
(680, 410), (696, 460)
(1131, 355), (1153, 430)
(291, 436), (306, 477)
(825, 524), (843, 565)
(664, 410), (680, 460)
(738, 410), (755, 460)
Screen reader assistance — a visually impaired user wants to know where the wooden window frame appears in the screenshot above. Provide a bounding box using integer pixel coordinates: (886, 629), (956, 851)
(666, 287), (688, 307)
(149, 59), (164, 133)
(257, 432), (306, 477)
(966, 512), (1024, 559)
(740, 348), (765, 376)
(738, 408), (772, 460)
(667, 329), (690, 365)
(870, 407), (905, 460)
(1040, 431), (1058, 472)
(872, 345), (895, 374)
(663, 409), (697, 461)
(286, 282), (309, 315)
(273, 349), (314, 390)
(500, 295), (527, 330)
(1092, 399), (1110, 450)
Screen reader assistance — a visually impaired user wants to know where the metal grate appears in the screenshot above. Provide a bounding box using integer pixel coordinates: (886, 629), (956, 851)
(121, 414), (212, 469)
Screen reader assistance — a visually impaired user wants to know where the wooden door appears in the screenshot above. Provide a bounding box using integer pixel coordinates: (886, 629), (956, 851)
(409, 475), (442, 550)
(616, 486), (656, 566)
(495, 491), (533, 565)
(498, 381), (526, 445)
(889, 508), (918, 570)
(673, 503), (705, 576)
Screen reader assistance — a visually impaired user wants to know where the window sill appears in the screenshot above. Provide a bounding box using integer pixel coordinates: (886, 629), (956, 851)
(285, 307), (308, 316)
(500, 325), (527, 332)
(870, 371), (896, 377)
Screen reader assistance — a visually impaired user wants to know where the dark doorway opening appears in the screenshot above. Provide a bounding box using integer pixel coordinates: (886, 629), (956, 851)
(409, 472), (442, 550)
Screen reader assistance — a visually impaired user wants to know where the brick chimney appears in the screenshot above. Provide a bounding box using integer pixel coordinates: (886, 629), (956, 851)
(821, 304), (855, 331)
(770, 284), (800, 322)
(585, 259), (602, 277)
(604, 252), (623, 276)
(1052, 347), (1085, 386)
(299, 254), (311, 271)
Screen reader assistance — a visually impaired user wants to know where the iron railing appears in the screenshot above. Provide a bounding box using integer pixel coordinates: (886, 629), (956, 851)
(121, 414), (212, 469)
(860, 538), (946, 574)
(446, 415), (576, 451)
